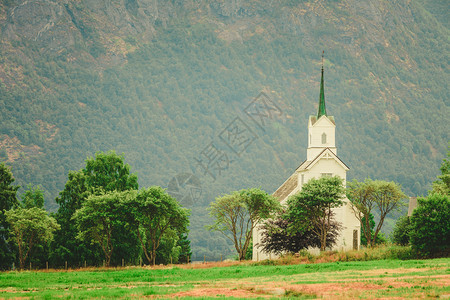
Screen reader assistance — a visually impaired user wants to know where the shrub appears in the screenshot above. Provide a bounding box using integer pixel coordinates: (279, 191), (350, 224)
(410, 194), (450, 258)
(391, 215), (411, 246)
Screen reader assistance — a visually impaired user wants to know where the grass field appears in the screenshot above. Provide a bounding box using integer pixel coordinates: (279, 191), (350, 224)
(1, 258), (449, 299)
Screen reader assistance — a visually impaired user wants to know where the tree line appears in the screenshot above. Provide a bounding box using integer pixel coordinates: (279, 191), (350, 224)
(0, 151), (190, 270)
(1, 149), (448, 270)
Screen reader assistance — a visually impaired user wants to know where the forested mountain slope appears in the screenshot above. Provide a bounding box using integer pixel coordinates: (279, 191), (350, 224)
(0, 0), (448, 259)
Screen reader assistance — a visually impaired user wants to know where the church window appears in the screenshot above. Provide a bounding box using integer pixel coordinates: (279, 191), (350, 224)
(301, 174), (304, 185)
(321, 173), (333, 177)
(322, 132), (327, 144)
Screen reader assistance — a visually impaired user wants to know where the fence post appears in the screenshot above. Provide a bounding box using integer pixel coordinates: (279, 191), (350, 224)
(65, 261), (67, 270)
(12, 262), (15, 271)
(84, 260), (87, 268)
(139, 258), (142, 267)
(30, 262), (32, 270)
(46, 261), (48, 270)
(122, 258), (124, 267)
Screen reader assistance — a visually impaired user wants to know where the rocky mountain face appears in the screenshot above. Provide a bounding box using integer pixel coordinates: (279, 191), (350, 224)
(1, 0), (179, 61)
(0, 1), (428, 62)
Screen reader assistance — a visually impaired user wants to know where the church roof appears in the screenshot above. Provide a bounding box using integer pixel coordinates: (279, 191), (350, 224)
(272, 172), (298, 201)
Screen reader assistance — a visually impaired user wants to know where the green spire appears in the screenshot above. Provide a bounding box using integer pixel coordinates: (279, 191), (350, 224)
(318, 51), (327, 119)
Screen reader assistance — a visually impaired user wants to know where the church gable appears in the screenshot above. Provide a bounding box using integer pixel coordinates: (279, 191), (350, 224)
(310, 115), (336, 127)
(301, 148), (349, 172)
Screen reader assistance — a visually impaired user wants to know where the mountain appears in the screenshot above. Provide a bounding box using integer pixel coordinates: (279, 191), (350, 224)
(0, 0), (448, 259)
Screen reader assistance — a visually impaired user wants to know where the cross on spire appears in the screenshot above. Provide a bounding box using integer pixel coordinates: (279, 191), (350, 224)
(317, 50), (327, 119)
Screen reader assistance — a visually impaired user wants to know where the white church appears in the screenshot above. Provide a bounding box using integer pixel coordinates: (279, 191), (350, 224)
(253, 61), (361, 261)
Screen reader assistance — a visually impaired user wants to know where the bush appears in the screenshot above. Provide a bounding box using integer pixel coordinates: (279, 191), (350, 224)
(391, 215), (411, 246)
(410, 194), (450, 258)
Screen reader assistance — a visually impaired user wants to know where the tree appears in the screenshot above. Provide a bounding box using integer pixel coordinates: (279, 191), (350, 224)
(123, 187), (189, 265)
(409, 194), (449, 258)
(391, 215), (411, 246)
(258, 210), (341, 255)
(52, 151), (139, 266)
(0, 162), (19, 269)
(431, 148), (449, 195)
(21, 184), (44, 209)
(73, 191), (134, 267)
(208, 188), (280, 260)
(83, 151), (138, 192)
(347, 179), (407, 247)
(20, 184), (49, 267)
(5, 207), (59, 270)
(155, 228), (181, 265)
(176, 233), (192, 264)
(287, 176), (345, 251)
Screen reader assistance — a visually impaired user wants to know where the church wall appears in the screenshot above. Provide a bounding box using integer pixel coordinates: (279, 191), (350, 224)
(307, 158), (347, 184)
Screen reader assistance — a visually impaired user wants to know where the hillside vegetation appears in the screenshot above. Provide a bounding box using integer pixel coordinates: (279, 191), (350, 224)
(0, 0), (448, 259)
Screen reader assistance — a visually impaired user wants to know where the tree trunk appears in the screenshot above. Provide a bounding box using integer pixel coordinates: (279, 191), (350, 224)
(136, 228), (152, 265)
(105, 254), (111, 267)
(152, 247), (156, 266)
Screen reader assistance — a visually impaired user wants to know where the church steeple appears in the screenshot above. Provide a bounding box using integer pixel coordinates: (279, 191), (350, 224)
(318, 51), (327, 119)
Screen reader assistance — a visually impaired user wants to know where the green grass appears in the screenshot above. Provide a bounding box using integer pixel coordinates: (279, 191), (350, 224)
(0, 258), (449, 299)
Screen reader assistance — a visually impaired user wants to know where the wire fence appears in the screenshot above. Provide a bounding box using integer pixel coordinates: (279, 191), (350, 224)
(8, 254), (235, 271)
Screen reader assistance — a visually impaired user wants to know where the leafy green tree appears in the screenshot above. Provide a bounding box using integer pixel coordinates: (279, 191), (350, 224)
(431, 147), (449, 195)
(155, 228), (181, 265)
(73, 191), (134, 267)
(52, 151), (138, 267)
(5, 207), (59, 270)
(208, 188), (280, 260)
(391, 215), (411, 246)
(409, 194), (449, 257)
(0, 162), (19, 269)
(19, 184), (50, 267)
(176, 233), (192, 264)
(347, 179), (407, 247)
(287, 176), (345, 252)
(51, 171), (95, 266)
(83, 151), (138, 192)
(21, 184), (44, 209)
(123, 187), (189, 265)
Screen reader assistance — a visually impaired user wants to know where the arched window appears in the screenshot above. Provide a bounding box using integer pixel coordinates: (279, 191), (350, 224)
(322, 132), (327, 144)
